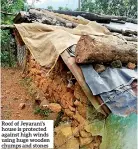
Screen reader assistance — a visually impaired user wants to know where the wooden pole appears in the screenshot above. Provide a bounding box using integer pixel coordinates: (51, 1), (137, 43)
(78, 0), (81, 11)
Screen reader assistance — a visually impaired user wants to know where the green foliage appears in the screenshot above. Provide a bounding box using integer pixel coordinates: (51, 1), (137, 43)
(34, 107), (51, 117)
(81, 0), (137, 18)
(58, 7), (64, 11)
(58, 6), (72, 11)
(1, 30), (16, 67)
(1, 0), (25, 24)
(47, 6), (53, 10)
(1, 0), (25, 67)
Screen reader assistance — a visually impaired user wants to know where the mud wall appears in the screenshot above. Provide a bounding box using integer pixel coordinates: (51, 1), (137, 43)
(23, 51), (102, 149)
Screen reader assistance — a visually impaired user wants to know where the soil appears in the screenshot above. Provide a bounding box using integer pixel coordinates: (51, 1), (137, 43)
(1, 67), (43, 120)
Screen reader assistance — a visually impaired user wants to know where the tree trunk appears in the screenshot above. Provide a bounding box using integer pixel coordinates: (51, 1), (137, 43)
(75, 35), (137, 64)
(53, 10), (112, 23)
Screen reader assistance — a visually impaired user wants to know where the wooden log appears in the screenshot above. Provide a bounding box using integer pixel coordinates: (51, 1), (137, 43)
(124, 36), (137, 42)
(28, 9), (77, 27)
(105, 15), (127, 21)
(126, 18), (137, 24)
(75, 35), (137, 64)
(53, 10), (111, 23)
(103, 24), (137, 36)
(111, 19), (126, 24)
(53, 10), (129, 23)
(13, 11), (29, 23)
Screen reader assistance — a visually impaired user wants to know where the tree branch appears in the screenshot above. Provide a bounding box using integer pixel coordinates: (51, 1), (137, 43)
(1, 11), (16, 16)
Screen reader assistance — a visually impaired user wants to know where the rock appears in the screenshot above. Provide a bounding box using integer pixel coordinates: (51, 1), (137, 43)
(73, 112), (85, 123)
(111, 60), (122, 68)
(10, 71), (15, 75)
(79, 136), (93, 147)
(67, 80), (73, 88)
(55, 125), (79, 149)
(55, 123), (71, 133)
(13, 97), (19, 100)
(94, 64), (106, 73)
(21, 74), (26, 78)
(48, 103), (61, 113)
(94, 142), (100, 148)
(65, 109), (74, 117)
(72, 127), (79, 138)
(71, 119), (79, 127)
(85, 142), (95, 149)
(25, 97), (29, 101)
(77, 102), (86, 118)
(46, 113), (58, 121)
(69, 105), (76, 112)
(127, 62), (136, 69)
(55, 126), (72, 147)
(66, 137), (79, 149)
(74, 100), (80, 106)
(93, 136), (102, 147)
(40, 99), (49, 109)
(74, 83), (88, 104)
(19, 103), (25, 110)
(80, 130), (92, 138)
(66, 22), (73, 28)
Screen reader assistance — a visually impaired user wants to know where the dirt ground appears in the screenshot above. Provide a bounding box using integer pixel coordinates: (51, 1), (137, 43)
(1, 67), (43, 120)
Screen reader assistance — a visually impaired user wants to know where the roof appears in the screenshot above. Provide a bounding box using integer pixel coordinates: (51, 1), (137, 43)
(13, 9), (137, 116)
(14, 8), (137, 37)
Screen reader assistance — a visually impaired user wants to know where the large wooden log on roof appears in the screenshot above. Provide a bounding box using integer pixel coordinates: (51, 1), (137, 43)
(53, 10), (138, 24)
(52, 10), (130, 23)
(53, 10), (111, 23)
(26, 9), (78, 27)
(104, 24), (137, 36)
(13, 11), (29, 23)
(13, 9), (78, 27)
(75, 35), (137, 64)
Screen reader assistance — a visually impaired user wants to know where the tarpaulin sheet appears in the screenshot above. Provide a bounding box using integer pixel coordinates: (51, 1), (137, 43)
(15, 22), (109, 73)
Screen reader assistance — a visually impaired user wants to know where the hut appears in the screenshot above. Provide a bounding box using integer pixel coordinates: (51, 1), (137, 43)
(6, 8), (137, 149)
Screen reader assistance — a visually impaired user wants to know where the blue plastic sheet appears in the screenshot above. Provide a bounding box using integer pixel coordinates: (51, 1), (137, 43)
(81, 65), (137, 116)
(100, 84), (137, 116)
(80, 65), (137, 95)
